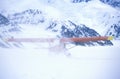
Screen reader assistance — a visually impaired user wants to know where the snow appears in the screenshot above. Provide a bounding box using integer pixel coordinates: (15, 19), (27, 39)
(15, 24), (57, 38)
(39, 0), (119, 35)
(0, 0), (120, 79)
(0, 42), (120, 79)
(0, 23), (120, 79)
(1, 0), (120, 36)
(1, 24), (120, 79)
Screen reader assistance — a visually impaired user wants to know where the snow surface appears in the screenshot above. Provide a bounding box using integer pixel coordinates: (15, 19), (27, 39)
(0, 42), (120, 79)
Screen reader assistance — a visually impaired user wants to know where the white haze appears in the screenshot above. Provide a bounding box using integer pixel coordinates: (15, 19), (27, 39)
(0, 0), (120, 79)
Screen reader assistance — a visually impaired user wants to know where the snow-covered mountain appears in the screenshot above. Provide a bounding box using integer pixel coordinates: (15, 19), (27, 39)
(47, 20), (113, 46)
(7, 9), (45, 24)
(0, 14), (9, 25)
(100, 0), (120, 8)
(70, 0), (120, 8)
(106, 23), (120, 39)
(71, 0), (120, 8)
(0, 0), (120, 48)
(0, 14), (21, 48)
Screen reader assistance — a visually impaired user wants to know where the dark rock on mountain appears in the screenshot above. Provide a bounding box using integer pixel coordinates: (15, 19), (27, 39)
(72, 0), (91, 3)
(8, 9), (45, 24)
(106, 23), (120, 39)
(100, 0), (120, 8)
(0, 14), (9, 25)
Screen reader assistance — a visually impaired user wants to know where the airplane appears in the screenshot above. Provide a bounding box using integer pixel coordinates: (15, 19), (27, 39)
(6, 36), (113, 42)
(5, 36), (113, 51)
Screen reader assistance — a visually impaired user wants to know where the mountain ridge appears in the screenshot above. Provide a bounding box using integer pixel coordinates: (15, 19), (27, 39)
(0, 0), (119, 48)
